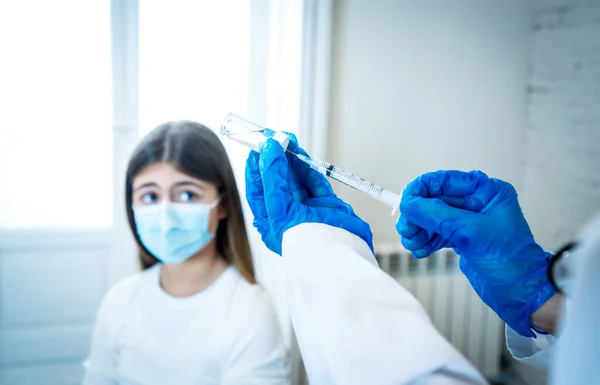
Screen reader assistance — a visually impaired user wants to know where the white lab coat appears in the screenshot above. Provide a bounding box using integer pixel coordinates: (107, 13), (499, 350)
(505, 212), (600, 382)
(550, 213), (600, 384)
(505, 325), (558, 372)
(281, 223), (487, 385)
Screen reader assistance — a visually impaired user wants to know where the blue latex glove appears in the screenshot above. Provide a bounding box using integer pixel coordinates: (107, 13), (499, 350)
(397, 170), (557, 337)
(245, 133), (373, 256)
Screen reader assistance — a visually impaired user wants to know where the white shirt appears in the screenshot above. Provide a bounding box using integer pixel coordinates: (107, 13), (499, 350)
(282, 223), (487, 385)
(81, 264), (290, 385)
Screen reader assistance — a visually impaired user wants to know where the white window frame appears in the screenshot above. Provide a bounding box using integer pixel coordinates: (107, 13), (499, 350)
(107, 0), (141, 285)
(0, 0), (140, 287)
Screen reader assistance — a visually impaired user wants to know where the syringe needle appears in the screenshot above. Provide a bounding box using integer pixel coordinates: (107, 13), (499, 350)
(287, 150), (401, 215)
(289, 152), (321, 171)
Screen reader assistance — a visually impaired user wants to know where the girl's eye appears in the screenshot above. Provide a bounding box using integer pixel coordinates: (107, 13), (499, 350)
(141, 192), (158, 204)
(178, 191), (197, 202)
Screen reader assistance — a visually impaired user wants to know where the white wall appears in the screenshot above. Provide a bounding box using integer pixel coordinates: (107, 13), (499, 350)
(328, 0), (532, 244)
(0, 232), (111, 385)
(516, 2), (600, 382)
(521, 0), (600, 250)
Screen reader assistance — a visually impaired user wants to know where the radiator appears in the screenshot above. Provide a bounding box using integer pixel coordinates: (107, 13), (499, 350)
(375, 244), (504, 379)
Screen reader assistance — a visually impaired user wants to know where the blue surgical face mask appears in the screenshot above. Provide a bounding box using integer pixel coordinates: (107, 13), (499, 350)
(132, 199), (221, 264)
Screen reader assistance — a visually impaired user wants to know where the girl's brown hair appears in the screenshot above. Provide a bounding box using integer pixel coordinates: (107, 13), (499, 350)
(125, 121), (256, 284)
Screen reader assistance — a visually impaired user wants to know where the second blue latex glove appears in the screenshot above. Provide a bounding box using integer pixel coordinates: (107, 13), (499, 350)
(397, 170), (557, 337)
(245, 134), (373, 256)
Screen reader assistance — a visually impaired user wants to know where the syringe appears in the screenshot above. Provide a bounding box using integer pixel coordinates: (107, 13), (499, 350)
(220, 112), (401, 214)
(291, 152), (401, 215)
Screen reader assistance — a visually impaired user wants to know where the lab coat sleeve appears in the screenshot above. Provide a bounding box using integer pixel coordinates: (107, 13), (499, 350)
(282, 223), (487, 385)
(505, 296), (567, 372)
(220, 286), (291, 385)
(504, 326), (557, 372)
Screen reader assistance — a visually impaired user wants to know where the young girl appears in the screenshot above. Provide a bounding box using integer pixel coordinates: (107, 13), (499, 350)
(82, 121), (290, 384)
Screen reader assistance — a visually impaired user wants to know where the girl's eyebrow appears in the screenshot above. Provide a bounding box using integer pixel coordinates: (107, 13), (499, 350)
(173, 181), (206, 190)
(133, 182), (158, 192)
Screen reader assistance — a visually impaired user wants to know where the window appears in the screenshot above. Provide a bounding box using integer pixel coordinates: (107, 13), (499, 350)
(138, 0), (252, 179)
(139, 0), (250, 136)
(0, 0), (112, 229)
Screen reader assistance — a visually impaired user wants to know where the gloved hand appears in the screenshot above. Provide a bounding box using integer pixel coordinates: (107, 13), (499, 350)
(397, 170), (557, 337)
(245, 133), (373, 256)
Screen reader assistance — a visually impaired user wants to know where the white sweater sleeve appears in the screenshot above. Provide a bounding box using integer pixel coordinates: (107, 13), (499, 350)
(220, 284), (291, 385)
(282, 223), (487, 385)
(81, 276), (138, 385)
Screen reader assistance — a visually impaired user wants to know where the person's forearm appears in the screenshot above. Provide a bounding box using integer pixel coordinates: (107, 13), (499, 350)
(531, 293), (564, 335)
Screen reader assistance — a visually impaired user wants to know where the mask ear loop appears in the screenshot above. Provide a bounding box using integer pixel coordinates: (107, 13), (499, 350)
(209, 197), (222, 209)
(208, 196), (224, 235)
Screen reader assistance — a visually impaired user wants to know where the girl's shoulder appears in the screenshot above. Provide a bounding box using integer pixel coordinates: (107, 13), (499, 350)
(225, 267), (275, 315)
(100, 264), (159, 312)
(90, 266), (160, 341)
(220, 268), (283, 350)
